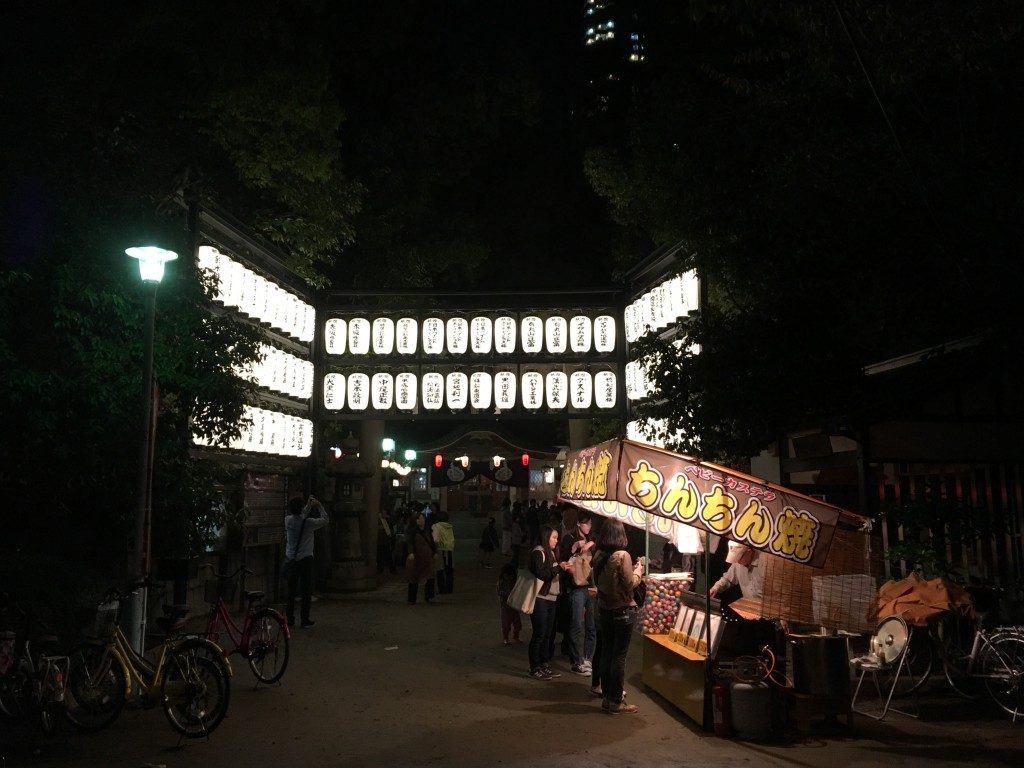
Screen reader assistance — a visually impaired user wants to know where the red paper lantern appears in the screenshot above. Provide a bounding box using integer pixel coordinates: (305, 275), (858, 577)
(521, 453), (530, 467)
(434, 453), (444, 468)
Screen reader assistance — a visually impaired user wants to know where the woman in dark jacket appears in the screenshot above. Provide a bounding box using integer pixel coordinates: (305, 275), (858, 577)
(527, 525), (568, 680)
(405, 511), (437, 604)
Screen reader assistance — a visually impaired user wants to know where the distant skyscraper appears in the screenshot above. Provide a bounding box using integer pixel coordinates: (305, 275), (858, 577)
(580, 0), (646, 124)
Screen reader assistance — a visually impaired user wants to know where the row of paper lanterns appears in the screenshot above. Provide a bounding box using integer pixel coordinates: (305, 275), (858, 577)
(623, 270), (700, 343)
(197, 246), (315, 342)
(323, 369), (617, 412)
(192, 406), (313, 457)
(233, 344), (314, 400)
(324, 314), (616, 357)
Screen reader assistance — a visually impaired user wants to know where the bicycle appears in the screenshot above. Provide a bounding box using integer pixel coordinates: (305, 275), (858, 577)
(63, 581), (232, 738)
(198, 564), (290, 685)
(939, 620), (1024, 721)
(0, 597), (69, 735)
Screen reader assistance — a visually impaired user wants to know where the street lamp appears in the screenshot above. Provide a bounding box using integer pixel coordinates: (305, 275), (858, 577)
(126, 245), (177, 653)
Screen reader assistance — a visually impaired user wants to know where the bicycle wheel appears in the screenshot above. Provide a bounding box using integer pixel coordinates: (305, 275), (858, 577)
(980, 633), (1024, 719)
(64, 643), (126, 732)
(161, 651), (228, 738)
(940, 619), (982, 698)
(245, 608), (289, 684)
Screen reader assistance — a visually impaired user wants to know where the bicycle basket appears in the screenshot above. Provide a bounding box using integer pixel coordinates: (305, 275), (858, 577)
(204, 578), (236, 605)
(88, 600), (120, 640)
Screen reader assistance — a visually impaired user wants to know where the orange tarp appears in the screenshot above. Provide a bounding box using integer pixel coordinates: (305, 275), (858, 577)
(872, 573), (975, 627)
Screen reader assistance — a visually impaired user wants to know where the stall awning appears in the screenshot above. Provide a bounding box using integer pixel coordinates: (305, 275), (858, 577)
(558, 438), (862, 569)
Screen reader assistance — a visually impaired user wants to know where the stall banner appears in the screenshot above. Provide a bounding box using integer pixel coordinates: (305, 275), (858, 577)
(558, 439), (843, 568)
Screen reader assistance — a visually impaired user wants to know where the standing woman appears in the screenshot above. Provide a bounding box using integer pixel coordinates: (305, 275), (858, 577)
(405, 511), (437, 604)
(527, 525), (569, 680)
(592, 519), (643, 713)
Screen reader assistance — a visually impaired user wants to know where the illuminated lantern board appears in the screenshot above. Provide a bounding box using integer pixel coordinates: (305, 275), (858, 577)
(347, 372), (369, 410)
(521, 371), (543, 410)
(240, 269), (257, 317)
(396, 318), (418, 354)
(371, 372), (394, 410)
(395, 372), (417, 410)
(422, 372), (444, 410)
(372, 318), (395, 355)
(681, 270), (700, 315)
(445, 318), (468, 354)
(521, 316), (542, 354)
(281, 293), (296, 338)
(623, 304), (636, 342)
(470, 371), (492, 409)
(253, 275), (268, 322)
(264, 283), (281, 328)
(348, 318), (370, 355)
(570, 370), (593, 409)
(652, 284), (667, 330)
(470, 316), (492, 354)
(570, 315), (592, 353)
(495, 316), (516, 354)
(595, 370), (617, 408)
(253, 408), (267, 451)
(422, 318), (444, 355)
(594, 315), (615, 352)
(446, 371), (468, 409)
(545, 316), (567, 354)
(494, 371), (517, 410)
(545, 371), (567, 409)
(288, 357), (300, 397)
(324, 373), (345, 410)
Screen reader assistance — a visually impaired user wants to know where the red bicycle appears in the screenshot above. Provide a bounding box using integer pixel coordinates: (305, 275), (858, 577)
(200, 565), (290, 685)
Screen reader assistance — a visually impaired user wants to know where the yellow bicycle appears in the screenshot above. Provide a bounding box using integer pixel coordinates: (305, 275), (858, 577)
(64, 582), (232, 738)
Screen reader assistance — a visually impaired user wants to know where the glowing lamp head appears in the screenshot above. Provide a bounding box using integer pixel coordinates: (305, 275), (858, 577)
(381, 437), (396, 453)
(434, 453), (443, 469)
(492, 455), (502, 468)
(126, 246), (178, 283)
(404, 449), (416, 461)
(521, 453), (530, 467)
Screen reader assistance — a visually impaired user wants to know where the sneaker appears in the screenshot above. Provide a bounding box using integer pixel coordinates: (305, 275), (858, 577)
(541, 666), (562, 678)
(530, 668), (553, 681)
(605, 701), (638, 714)
(581, 660), (593, 673)
(571, 663), (589, 676)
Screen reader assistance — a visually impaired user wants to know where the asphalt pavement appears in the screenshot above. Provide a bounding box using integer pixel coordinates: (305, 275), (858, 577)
(2, 510), (1021, 767)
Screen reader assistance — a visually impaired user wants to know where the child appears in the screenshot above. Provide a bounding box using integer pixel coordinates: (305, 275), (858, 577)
(479, 517), (499, 568)
(497, 562), (522, 645)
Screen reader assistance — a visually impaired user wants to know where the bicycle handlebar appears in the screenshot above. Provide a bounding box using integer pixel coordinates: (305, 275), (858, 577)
(199, 563), (255, 581)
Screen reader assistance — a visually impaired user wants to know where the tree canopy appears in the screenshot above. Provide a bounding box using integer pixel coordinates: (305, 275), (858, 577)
(586, 1), (1024, 460)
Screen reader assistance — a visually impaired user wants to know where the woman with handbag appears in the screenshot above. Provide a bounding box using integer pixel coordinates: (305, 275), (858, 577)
(592, 519), (644, 714)
(527, 525), (570, 680)
(405, 511), (437, 604)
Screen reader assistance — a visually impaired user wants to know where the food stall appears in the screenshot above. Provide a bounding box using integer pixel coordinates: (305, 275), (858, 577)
(558, 438), (873, 734)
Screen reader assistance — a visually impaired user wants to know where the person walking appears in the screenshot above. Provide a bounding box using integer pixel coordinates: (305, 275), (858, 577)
(592, 519), (643, 713)
(405, 511), (437, 604)
(527, 525), (569, 680)
(432, 510), (455, 594)
(284, 494), (330, 628)
(496, 562), (522, 645)
(559, 512), (597, 676)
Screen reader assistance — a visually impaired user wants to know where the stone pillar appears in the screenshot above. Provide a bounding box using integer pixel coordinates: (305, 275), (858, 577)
(361, 419), (385, 570)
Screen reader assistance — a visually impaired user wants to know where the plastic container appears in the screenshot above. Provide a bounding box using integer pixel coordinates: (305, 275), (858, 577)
(639, 574), (694, 634)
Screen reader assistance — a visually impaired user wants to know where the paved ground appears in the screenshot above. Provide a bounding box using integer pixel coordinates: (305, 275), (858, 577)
(2, 511), (1021, 767)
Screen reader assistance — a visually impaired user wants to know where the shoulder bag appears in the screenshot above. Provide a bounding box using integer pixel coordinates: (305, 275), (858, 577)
(506, 547), (545, 615)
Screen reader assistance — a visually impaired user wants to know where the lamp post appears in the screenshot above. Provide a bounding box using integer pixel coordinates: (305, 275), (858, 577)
(126, 245), (177, 653)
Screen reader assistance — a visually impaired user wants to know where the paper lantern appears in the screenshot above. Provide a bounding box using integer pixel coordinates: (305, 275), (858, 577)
(570, 315), (592, 352)
(265, 283), (283, 329)
(197, 245), (219, 274)
(422, 318), (444, 355)
(422, 372), (444, 410)
(470, 371), (492, 409)
(395, 372), (418, 410)
(434, 454), (444, 468)
(520, 316), (542, 354)
(594, 315), (616, 353)
(251, 275), (269, 324)
(324, 373), (345, 410)
(372, 372), (394, 410)
(545, 370), (567, 409)
(681, 269), (700, 315)
(446, 371), (468, 409)
(545, 316), (567, 354)
(372, 317), (395, 355)
(494, 316), (516, 353)
(494, 370), (517, 410)
(595, 370), (617, 409)
(226, 258), (246, 309)
(240, 268), (258, 317)
(347, 372), (369, 410)
(521, 453), (530, 467)
(570, 370), (593, 409)
(301, 304), (315, 342)
(396, 318), (418, 354)
(521, 371), (543, 410)
(470, 316), (492, 354)
(445, 318), (468, 354)
(625, 360), (639, 401)
(348, 318), (370, 355)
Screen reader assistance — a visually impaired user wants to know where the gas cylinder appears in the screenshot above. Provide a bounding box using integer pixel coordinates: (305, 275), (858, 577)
(712, 679), (732, 737)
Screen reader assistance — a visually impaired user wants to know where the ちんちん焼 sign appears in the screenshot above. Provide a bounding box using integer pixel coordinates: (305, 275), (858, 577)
(558, 439), (844, 568)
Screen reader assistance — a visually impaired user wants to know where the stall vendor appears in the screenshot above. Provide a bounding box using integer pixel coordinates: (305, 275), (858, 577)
(709, 542), (764, 601)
